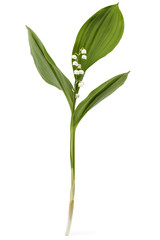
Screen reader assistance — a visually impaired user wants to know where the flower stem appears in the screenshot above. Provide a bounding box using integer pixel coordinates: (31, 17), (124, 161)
(65, 115), (76, 236)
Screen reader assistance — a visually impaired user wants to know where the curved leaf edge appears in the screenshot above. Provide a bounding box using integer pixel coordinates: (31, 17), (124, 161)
(73, 71), (130, 128)
(26, 26), (74, 110)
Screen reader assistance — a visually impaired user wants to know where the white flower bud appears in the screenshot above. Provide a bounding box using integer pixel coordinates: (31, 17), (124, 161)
(73, 61), (78, 66)
(81, 49), (87, 54)
(82, 55), (87, 60)
(72, 55), (77, 60)
(75, 93), (80, 98)
(79, 70), (84, 75)
(78, 82), (84, 87)
(77, 64), (81, 69)
(74, 70), (79, 75)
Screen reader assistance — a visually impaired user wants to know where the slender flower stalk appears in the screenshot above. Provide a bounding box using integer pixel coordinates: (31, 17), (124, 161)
(65, 48), (87, 235)
(65, 105), (76, 236)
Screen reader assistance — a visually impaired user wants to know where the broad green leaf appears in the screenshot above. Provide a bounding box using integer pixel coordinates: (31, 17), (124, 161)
(26, 26), (73, 110)
(72, 4), (124, 71)
(73, 72), (129, 127)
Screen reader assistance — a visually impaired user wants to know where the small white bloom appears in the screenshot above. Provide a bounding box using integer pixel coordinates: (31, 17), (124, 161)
(74, 70), (79, 75)
(77, 64), (81, 69)
(73, 61), (78, 66)
(81, 49), (87, 54)
(78, 82), (84, 87)
(79, 70), (84, 75)
(82, 55), (87, 60)
(75, 93), (80, 98)
(72, 55), (77, 60)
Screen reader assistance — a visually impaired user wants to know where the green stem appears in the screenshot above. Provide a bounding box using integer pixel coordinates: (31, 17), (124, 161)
(65, 101), (76, 236)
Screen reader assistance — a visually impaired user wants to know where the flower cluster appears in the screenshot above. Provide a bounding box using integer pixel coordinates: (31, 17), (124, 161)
(72, 48), (87, 98)
(72, 48), (87, 76)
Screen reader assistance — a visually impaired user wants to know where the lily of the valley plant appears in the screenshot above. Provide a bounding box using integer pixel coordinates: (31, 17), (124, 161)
(27, 3), (129, 236)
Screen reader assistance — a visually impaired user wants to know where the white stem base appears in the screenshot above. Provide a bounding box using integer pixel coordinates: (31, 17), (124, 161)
(65, 200), (74, 236)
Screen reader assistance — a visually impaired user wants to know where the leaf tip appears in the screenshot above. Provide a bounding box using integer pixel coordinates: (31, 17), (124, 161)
(113, 2), (119, 8)
(25, 26), (32, 35)
(111, 2), (120, 9)
(25, 26), (33, 34)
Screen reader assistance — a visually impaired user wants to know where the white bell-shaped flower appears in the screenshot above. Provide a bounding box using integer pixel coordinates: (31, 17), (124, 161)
(73, 61), (78, 66)
(78, 82), (84, 87)
(75, 93), (80, 98)
(72, 55), (77, 60)
(81, 49), (87, 54)
(79, 70), (84, 75)
(74, 70), (79, 75)
(82, 55), (87, 60)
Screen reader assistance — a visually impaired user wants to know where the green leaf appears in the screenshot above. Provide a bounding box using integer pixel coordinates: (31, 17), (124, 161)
(73, 72), (129, 127)
(26, 26), (73, 110)
(72, 3), (124, 71)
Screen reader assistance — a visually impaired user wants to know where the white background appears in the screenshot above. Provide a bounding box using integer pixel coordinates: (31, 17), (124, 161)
(0, 0), (160, 239)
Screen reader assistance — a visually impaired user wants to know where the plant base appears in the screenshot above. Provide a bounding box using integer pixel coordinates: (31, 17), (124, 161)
(65, 200), (74, 236)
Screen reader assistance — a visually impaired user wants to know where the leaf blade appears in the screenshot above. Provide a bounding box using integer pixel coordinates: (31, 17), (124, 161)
(73, 72), (130, 127)
(26, 26), (73, 110)
(72, 4), (124, 71)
